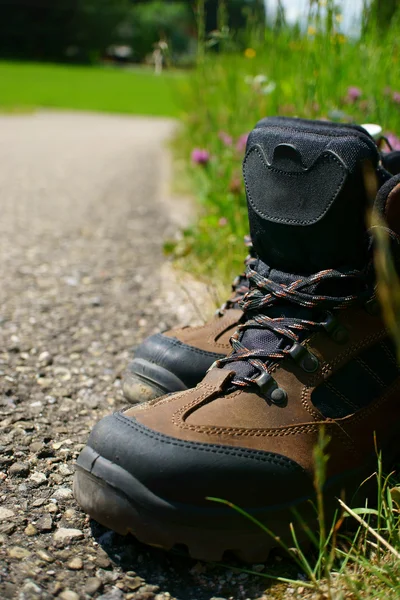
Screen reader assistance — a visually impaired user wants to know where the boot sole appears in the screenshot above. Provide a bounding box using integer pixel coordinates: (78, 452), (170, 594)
(122, 358), (187, 403)
(74, 445), (379, 563)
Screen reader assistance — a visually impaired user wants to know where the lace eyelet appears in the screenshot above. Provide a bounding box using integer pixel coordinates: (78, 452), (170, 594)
(322, 314), (349, 344)
(289, 342), (319, 373)
(254, 372), (287, 406)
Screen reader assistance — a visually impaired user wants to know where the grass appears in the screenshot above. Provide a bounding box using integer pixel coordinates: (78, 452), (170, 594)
(0, 61), (185, 117)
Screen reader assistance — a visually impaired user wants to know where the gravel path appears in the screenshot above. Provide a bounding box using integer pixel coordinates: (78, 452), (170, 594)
(0, 112), (287, 600)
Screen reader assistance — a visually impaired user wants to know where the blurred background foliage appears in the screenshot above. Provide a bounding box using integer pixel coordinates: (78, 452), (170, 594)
(0, 0), (264, 65)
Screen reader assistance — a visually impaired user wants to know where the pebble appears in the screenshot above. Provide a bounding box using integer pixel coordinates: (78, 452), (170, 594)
(8, 545), (32, 559)
(84, 577), (103, 596)
(53, 527), (84, 542)
(0, 507), (15, 520)
(24, 524), (38, 536)
(8, 462), (30, 477)
(29, 471), (47, 485)
(98, 589), (124, 600)
(36, 514), (53, 531)
(67, 556), (83, 570)
(20, 581), (42, 598)
(52, 487), (73, 500)
(38, 351), (53, 365)
(59, 591), (79, 600)
(36, 549), (55, 562)
(95, 554), (112, 569)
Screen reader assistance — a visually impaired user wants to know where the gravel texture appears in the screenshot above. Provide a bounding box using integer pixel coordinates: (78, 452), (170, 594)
(0, 111), (295, 600)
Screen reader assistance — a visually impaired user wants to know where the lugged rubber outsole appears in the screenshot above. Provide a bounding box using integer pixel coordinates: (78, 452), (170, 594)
(122, 358), (187, 403)
(73, 445), (380, 563)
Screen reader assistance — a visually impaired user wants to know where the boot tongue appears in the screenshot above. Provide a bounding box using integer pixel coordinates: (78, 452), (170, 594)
(243, 118), (380, 274)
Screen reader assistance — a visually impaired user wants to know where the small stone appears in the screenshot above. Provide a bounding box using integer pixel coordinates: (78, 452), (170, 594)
(24, 523), (38, 536)
(30, 441), (43, 453)
(67, 557), (83, 570)
(29, 471), (47, 485)
(84, 578), (103, 596)
(0, 522), (16, 535)
(0, 507), (14, 520)
(58, 463), (73, 476)
(53, 527), (84, 542)
(124, 576), (142, 591)
(8, 545), (32, 559)
(38, 351), (53, 365)
(95, 554), (111, 569)
(20, 581), (42, 598)
(98, 589), (124, 600)
(37, 549), (55, 562)
(44, 502), (58, 514)
(8, 461), (30, 477)
(59, 591), (79, 600)
(36, 514), (53, 532)
(52, 487), (73, 501)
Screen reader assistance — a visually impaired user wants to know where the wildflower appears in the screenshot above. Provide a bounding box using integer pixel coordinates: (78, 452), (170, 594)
(385, 132), (400, 151)
(261, 82), (276, 95)
(307, 25), (317, 36)
(336, 34), (346, 44)
(347, 86), (362, 102)
(244, 48), (256, 59)
(245, 74), (276, 95)
(218, 131), (233, 146)
(335, 14), (343, 23)
(236, 133), (249, 153)
(392, 91), (400, 104)
(218, 217), (228, 227)
(191, 148), (210, 165)
(253, 74), (267, 85)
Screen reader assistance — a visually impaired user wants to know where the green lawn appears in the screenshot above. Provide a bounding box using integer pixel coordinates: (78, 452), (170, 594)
(0, 61), (185, 117)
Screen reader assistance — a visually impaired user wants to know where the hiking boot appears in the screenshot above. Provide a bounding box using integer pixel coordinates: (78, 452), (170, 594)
(122, 237), (254, 403)
(75, 118), (400, 562)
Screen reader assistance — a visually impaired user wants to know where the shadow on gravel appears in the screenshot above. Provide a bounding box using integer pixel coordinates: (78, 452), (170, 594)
(91, 521), (298, 600)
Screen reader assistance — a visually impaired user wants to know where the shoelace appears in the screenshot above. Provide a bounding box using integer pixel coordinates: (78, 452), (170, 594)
(218, 235), (257, 312)
(215, 258), (377, 403)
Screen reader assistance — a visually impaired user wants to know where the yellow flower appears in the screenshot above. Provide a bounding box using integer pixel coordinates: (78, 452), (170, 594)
(244, 48), (256, 59)
(307, 25), (317, 36)
(336, 14), (343, 23)
(337, 33), (346, 44)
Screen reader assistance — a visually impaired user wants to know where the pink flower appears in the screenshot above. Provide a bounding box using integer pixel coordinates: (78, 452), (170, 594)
(393, 91), (400, 104)
(218, 217), (228, 226)
(218, 131), (233, 146)
(191, 148), (210, 165)
(236, 133), (249, 153)
(385, 132), (400, 151)
(347, 86), (362, 102)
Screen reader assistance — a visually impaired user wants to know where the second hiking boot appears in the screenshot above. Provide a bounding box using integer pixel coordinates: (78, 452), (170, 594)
(122, 237), (254, 402)
(75, 118), (400, 562)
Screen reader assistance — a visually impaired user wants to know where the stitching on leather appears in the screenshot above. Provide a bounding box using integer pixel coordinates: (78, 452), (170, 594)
(301, 385), (326, 420)
(342, 378), (400, 425)
(243, 147), (346, 225)
(381, 340), (398, 366)
(318, 330), (386, 378)
(325, 381), (359, 410)
(356, 357), (384, 387)
(113, 413), (304, 469)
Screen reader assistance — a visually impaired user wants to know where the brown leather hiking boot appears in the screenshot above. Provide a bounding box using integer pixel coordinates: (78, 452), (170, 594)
(75, 118), (400, 563)
(122, 237), (254, 402)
